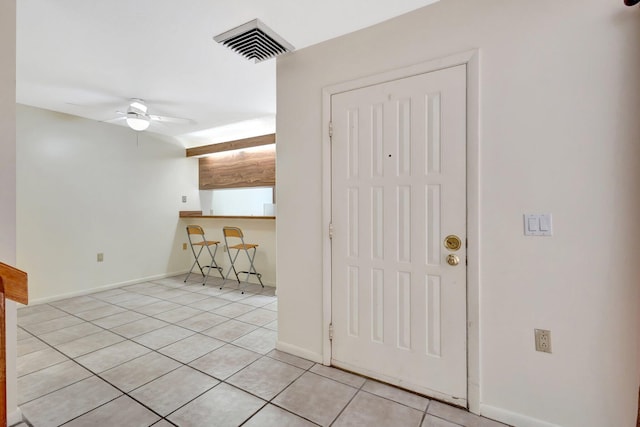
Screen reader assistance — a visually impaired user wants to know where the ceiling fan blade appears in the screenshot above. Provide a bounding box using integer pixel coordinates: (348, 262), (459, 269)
(103, 116), (126, 123)
(149, 114), (194, 124)
(104, 111), (139, 123)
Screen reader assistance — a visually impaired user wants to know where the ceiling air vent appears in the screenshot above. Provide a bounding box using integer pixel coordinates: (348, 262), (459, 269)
(214, 19), (294, 63)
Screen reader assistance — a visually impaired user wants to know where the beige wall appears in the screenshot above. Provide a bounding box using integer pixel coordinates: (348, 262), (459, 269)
(17, 105), (201, 303)
(0, 0), (19, 423)
(276, 1), (640, 426)
(16, 105), (277, 301)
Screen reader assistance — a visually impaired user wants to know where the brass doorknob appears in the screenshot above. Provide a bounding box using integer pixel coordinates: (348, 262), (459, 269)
(447, 254), (460, 266)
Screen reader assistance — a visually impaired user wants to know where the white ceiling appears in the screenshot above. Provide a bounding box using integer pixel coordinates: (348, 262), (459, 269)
(17, 0), (438, 147)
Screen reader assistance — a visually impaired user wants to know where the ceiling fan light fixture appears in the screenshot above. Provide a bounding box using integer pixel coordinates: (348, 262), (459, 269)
(126, 113), (151, 131)
(129, 100), (148, 113)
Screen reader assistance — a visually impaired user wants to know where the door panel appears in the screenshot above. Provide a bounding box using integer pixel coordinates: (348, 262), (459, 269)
(331, 64), (467, 404)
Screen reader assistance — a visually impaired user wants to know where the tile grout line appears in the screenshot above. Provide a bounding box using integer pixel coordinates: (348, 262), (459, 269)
(22, 281), (274, 362)
(327, 372), (367, 426)
(17, 277), (500, 427)
(258, 360), (324, 426)
(16, 281), (270, 382)
(18, 287), (274, 425)
(223, 361), (317, 427)
(16, 278), (280, 424)
(54, 394), (124, 427)
(17, 278), (303, 426)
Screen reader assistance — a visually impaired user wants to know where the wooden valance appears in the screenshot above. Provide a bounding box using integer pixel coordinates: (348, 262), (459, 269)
(186, 133), (276, 190)
(186, 133), (275, 157)
(199, 144), (275, 189)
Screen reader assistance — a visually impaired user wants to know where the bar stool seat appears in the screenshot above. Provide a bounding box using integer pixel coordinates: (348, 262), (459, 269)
(222, 226), (264, 293)
(185, 225), (224, 285)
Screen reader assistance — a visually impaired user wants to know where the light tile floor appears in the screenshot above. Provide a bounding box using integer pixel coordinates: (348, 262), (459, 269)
(16, 274), (509, 427)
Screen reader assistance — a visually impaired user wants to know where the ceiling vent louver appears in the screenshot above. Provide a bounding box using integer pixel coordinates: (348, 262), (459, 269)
(214, 19), (295, 63)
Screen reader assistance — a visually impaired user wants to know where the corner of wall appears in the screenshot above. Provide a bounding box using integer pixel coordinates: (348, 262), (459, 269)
(1, 0), (18, 421)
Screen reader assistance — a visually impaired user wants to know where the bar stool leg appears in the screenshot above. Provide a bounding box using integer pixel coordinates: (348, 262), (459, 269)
(202, 242), (224, 286)
(185, 241), (206, 283)
(243, 246), (264, 287)
(223, 248), (242, 285)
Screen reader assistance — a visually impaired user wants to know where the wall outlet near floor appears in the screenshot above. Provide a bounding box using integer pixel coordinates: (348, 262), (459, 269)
(182, 195), (187, 203)
(182, 243), (187, 250)
(535, 329), (552, 353)
(97, 253), (104, 262)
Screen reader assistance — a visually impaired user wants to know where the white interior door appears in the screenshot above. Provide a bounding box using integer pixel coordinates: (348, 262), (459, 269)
(330, 64), (467, 405)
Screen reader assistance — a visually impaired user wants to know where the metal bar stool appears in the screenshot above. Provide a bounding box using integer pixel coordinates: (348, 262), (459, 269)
(222, 226), (264, 293)
(184, 225), (224, 285)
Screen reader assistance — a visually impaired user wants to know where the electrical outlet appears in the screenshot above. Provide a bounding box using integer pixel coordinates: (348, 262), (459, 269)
(535, 329), (552, 353)
(97, 253), (104, 262)
(182, 195), (187, 203)
(182, 243), (187, 250)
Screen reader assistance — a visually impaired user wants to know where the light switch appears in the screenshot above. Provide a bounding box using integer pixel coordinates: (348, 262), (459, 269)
(539, 214), (551, 232)
(524, 213), (553, 236)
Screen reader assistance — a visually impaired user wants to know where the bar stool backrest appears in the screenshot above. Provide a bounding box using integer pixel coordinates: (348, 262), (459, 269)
(187, 225), (205, 235)
(223, 227), (244, 239)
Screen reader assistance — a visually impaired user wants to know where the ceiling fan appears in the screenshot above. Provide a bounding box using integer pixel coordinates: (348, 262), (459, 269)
(114, 99), (193, 131)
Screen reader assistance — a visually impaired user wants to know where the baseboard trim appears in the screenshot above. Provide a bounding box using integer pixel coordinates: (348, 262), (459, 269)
(480, 404), (561, 427)
(26, 270), (190, 305)
(275, 341), (323, 364)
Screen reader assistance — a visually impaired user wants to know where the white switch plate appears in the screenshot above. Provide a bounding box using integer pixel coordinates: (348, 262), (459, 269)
(524, 214), (553, 236)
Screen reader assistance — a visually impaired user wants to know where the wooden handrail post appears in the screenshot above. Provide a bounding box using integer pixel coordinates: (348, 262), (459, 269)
(1, 277), (6, 427)
(0, 263), (28, 427)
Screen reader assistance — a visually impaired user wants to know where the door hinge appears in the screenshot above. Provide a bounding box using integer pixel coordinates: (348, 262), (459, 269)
(328, 121), (333, 138)
(329, 222), (334, 240)
(329, 323), (334, 340)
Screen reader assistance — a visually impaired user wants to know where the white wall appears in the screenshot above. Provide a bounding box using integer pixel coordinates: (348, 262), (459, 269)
(180, 218), (276, 287)
(0, 0), (19, 424)
(17, 105), (201, 302)
(209, 187), (274, 217)
(276, 1), (640, 426)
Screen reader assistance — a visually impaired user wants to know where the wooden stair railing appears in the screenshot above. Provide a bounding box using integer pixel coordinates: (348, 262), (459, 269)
(0, 262), (28, 427)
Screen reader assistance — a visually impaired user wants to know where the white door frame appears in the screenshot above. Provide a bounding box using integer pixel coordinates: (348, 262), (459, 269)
(321, 49), (481, 413)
